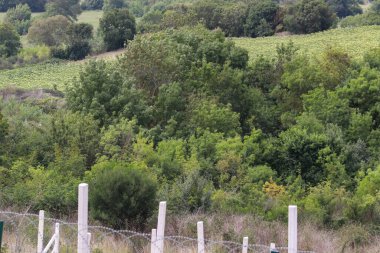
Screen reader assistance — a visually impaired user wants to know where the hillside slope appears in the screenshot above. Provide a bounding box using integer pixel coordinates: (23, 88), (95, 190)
(233, 26), (380, 62)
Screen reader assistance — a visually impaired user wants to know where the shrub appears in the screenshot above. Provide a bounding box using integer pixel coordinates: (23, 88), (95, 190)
(0, 23), (21, 57)
(88, 161), (157, 229)
(18, 45), (50, 62)
(45, 0), (81, 21)
(3, 4), (32, 35)
(340, 12), (380, 27)
(66, 23), (93, 60)
(244, 0), (279, 38)
(284, 0), (336, 34)
(98, 8), (136, 51)
(27, 15), (71, 47)
(103, 0), (125, 10)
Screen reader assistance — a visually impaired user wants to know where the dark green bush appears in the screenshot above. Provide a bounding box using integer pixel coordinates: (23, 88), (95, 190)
(88, 161), (157, 229)
(98, 8), (136, 51)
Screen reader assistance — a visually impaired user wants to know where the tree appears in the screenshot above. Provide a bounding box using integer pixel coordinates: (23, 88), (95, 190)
(0, 0), (15, 11)
(88, 161), (157, 229)
(67, 60), (151, 126)
(45, 0), (81, 21)
(0, 23), (21, 57)
(25, 0), (47, 12)
(4, 3), (31, 35)
(98, 8), (136, 51)
(284, 0), (336, 34)
(66, 23), (93, 60)
(326, 0), (362, 18)
(81, 0), (103, 10)
(103, 0), (125, 10)
(27, 15), (71, 46)
(187, 98), (241, 137)
(244, 0), (279, 37)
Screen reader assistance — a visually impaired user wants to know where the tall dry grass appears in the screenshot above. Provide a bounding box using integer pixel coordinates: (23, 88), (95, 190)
(1, 213), (379, 253)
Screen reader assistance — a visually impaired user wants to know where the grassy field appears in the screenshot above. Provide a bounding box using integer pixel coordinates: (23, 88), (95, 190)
(0, 61), (82, 90)
(77, 10), (103, 30)
(233, 25), (380, 62)
(0, 10), (102, 29)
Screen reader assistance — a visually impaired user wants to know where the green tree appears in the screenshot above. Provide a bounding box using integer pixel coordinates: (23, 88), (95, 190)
(326, 0), (362, 18)
(244, 0), (279, 37)
(103, 0), (125, 10)
(45, 0), (81, 21)
(67, 60), (151, 126)
(98, 8), (136, 51)
(27, 15), (71, 46)
(3, 3), (31, 35)
(88, 161), (157, 229)
(0, 23), (21, 57)
(284, 0), (336, 34)
(81, 0), (103, 10)
(187, 97), (241, 137)
(66, 23), (93, 60)
(25, 0), (47, 12)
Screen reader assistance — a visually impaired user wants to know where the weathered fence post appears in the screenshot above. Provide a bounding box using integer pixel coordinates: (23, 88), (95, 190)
(37, 210), (44, 253)
(242, 237), (248, 253)
(197, 221), (205, 253)
(157, 201), (166, 253)
(78, 183), (89, 253)
(288, 205), (297, 253)
(151, 228), (157, 253)
(53, 223), (59, 253)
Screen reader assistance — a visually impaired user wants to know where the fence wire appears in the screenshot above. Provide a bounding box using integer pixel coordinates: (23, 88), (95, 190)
(0, 211), (314, 253)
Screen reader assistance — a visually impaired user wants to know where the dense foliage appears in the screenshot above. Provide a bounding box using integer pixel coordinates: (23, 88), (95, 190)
(45, 0), (82, 21)
(284, 0), (336, 34)
(0, 0), (47, 12)
(0, 23), (21, 57)
(135, 0), (367, 36)
(1, 25), (380, 232)
(3, 3), (31, 35)
(81, 0), (103, 10)
(27, 15), (72, 47)
(341, 0), (380, 27)
(98, 8), (136, 51)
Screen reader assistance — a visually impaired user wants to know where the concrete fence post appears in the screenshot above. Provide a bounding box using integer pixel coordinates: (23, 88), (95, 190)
(151, 228), (157, 253)
(37, 210), (44, 253)
(197, 221), (205, 253)
(156, 201), (166, 253)
(78, 183), (89, 253)
(53, 223), (59, 253)
(242, 237), (248, 253)
(288, 205), (297, 253)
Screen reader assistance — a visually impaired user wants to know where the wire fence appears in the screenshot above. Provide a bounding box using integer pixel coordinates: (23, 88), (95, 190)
(0, 211), (315, 253)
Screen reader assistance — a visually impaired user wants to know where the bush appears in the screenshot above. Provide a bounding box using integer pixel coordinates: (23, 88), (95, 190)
(3, 4), (32, 35)
(0, 23), (21, 57)
(45, 0), (81, 21)
(284, 0), (336, 34)
(340, 12), (380, 27)
(18, 45), (50, 61)
(88, 161), (157, 229)
(244, 0), (279, 38)
(27, 15), (71, 47)
(98, 8), (136, 51)
(66, 23), (93, 60)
